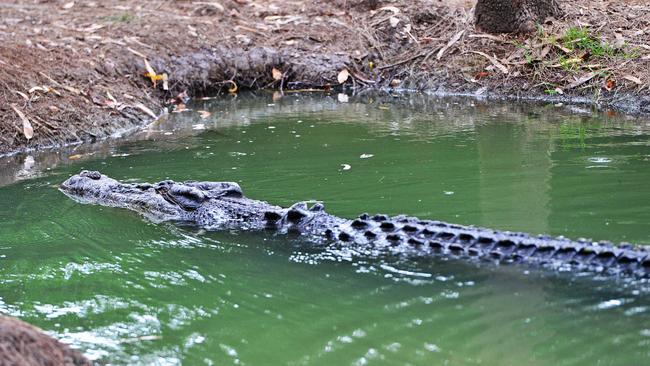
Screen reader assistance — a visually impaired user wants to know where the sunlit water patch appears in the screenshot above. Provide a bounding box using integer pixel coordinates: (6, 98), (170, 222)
(0, 93), (649, 364)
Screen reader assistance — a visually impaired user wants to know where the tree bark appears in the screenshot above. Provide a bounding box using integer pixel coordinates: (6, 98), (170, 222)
(475, 0), (563, 34)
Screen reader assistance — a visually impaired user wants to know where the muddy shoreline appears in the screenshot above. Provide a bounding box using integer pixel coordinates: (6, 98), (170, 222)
(2, 84), (649, 159)
(1, 0), (649, 156)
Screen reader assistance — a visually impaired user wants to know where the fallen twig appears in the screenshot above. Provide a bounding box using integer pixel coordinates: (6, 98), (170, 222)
(623, 74), (643, 85)
(38, 72), (82, 95)
(469, 51), (509, 74)
(126, 47), (147, 58)
(350, 70), (376, 84)
(566, 72), (597, 89)
(437, 30), (465, 60)
(134, 103), (158, 119)
(378, 51), (429, 70)
(468, 33), (504, 42)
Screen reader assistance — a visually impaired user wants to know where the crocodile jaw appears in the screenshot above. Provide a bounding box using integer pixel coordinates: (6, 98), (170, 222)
(59, 170), (186, 222)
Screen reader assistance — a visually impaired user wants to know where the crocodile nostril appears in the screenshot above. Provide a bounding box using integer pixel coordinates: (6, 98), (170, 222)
(80, 170), (102, 180)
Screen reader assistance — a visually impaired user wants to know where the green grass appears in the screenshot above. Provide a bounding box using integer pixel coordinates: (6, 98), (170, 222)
(562, 27), (614, 57)
(544, 88), (559, 96)
(514, 41), (535, 65)
(622, 46), (643, 60)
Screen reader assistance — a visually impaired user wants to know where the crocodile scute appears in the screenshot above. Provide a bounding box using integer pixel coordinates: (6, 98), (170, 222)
(60, 170), (650, 278)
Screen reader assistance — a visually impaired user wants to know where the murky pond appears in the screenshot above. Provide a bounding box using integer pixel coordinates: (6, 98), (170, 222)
(1, 93), (649, 365)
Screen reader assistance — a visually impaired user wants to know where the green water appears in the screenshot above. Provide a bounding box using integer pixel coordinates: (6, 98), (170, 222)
(1, 94), (650, 365)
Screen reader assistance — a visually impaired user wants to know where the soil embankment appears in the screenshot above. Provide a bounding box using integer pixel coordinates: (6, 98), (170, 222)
(1, 0), (649, 155)
(0, 315), (91, 365)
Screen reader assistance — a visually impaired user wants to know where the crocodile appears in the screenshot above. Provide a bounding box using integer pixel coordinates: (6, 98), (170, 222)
(60, 170), (650, 278)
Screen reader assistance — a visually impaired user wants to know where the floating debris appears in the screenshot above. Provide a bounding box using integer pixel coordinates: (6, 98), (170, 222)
(588, 157), (612, 163)
(424, 343), (441, 352)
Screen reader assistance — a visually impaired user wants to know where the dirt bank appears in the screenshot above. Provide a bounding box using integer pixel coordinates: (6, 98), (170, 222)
(0, 315), (91, 365)
(1, 0), (649, 155)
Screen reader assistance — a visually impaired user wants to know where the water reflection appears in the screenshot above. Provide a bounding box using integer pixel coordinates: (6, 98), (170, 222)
(2, 92), (649, 187)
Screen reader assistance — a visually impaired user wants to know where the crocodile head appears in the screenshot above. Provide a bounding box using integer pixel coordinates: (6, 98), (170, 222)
(60, 170), (243, 223)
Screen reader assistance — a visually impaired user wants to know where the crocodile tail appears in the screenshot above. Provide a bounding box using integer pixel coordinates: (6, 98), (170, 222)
(336, 214), (650, 277)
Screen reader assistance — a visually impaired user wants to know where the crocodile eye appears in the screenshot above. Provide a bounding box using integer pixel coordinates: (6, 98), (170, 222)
(171, 186), (206, 202)
(161, 185), (207, 210)
(192, 182), (243, 198)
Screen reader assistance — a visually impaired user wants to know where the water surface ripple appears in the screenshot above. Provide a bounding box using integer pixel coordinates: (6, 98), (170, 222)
(0, 94), (649, 365)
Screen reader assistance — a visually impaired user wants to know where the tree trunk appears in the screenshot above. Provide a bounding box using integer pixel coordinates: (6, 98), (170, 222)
(475, 0), (562, 34)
